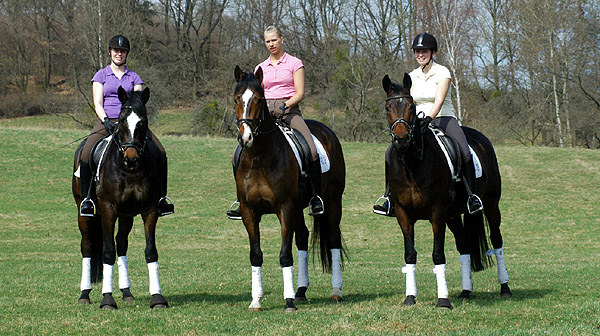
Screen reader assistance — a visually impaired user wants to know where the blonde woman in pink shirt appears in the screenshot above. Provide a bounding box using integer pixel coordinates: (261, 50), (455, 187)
(227, 25), (324, 219)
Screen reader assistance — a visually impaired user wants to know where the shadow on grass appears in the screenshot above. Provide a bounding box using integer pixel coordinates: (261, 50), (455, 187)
(450, 288), (551, 307)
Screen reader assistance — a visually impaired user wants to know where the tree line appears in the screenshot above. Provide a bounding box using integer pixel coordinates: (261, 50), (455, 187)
(1, 0), (599, 147)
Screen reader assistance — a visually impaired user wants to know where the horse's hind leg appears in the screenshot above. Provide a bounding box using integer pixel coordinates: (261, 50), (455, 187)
(325, 197), (344, 302)
(116, 216), (135, 302)
(279, 209), (300, 312)
(484, 204), (512, 297)
(447, 216), (473, 299)
(294, 223), (309, 301)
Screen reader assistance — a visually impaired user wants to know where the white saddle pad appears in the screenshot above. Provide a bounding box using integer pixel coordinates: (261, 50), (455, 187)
(281, 128), (330, 173)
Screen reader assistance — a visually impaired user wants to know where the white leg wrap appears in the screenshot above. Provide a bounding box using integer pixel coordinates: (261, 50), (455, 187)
(433, 264), (449, 299)
(331, 248), (343, 290)
(102, 263), (113, 294)
(402, 264), (417, 297)
(282, 266), (295, 299)
(117, 256), (131, 289)
(249, 266), (263, 310)
(459, 254), (473, 291)
(80, 258), (92, 291)
(494, 248), (509, 284)
(297, 250), (309, 288)
(147, 261), (161, 295)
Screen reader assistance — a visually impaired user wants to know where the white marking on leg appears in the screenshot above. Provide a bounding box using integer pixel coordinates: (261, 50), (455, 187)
(126, 112), (142, 139)
(81, 257), (92, 291)
(433, 264), (449, 299)
(282, 266), (295, 299)
(494, 247), (509, 284)
(459, 254), (473, 291)
(102, 263), (114, 294)
(147, 261), (161, 295)
(331, 248), (343, 290)
(402, 264), (417, 297)
(117, 256), (131, 289)
(297, 250), (309, 288)
(249, 266), (263, 309)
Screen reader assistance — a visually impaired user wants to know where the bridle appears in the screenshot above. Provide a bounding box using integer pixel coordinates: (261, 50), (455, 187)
(235, 96), (277, 137)
(386, 94), (416, 144)
(114, 104), (147, 155)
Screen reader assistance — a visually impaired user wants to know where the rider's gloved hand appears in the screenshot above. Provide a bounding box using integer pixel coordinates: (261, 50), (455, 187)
(420, 116), (432, 133)
(103, 117), (117, 134)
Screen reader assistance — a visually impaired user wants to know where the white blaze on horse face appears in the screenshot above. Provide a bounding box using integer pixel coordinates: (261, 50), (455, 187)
(126, 112), (142, 140)
(240, 89), (254, 143)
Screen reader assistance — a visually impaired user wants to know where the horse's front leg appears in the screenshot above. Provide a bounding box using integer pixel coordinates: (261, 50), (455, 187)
(278, 207), (300, 312)
(242, 208), (263, 311)
(99, 206), (118, 310)
(116, 216), (135, 302)
(396, 208), (417, 306)
(431, 218), (451, 308)
(141, 211), (168, 309)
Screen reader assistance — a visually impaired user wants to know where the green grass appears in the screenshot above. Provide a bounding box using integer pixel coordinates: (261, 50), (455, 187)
(1, 116), (600, 335)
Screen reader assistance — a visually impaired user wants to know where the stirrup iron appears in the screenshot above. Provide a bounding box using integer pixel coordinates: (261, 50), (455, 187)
(467, 195), (483, 215)
(80, 198), (96, 217)
(373, 196), (391, 216)
(158, 196), (174, 216)
(308, 195), (324, 216)
(227, 201), (242, 220)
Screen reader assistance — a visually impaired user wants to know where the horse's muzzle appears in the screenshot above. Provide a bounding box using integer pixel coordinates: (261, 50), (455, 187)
(392, 135), (411, 152)
(122, 148), (140, 170)
(237, 124), (254, 148)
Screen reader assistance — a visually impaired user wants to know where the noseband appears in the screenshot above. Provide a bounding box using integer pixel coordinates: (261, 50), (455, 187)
(235, 97), (276, 136)
(114, 104), (146, 155)
(386, 94), (416, 144)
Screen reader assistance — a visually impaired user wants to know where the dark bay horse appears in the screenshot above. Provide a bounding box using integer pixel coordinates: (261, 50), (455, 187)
(381, 74), (511, 308)
(72, 87), (168, 309)
(233, 65), (346, 312)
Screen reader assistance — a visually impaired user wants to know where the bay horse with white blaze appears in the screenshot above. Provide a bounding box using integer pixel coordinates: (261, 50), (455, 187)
(233, 65), (346, 312)
(381, 74), (512, 308)
(72, 87), (168, 309)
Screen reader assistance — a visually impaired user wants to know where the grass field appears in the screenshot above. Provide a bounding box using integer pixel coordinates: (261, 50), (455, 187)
(1, 114), (599, 335)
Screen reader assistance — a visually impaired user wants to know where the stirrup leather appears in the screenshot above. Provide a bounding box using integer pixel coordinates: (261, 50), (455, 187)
(467, 194), (483, 214)
(308, 195), (324, 216)
(373, 196), (391, 216)
(80, 198), (96, 217)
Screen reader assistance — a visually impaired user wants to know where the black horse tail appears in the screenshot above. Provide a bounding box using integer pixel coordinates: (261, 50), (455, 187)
(89, 218), (104, 283)
(311, 214), (346, 273)
(464, 211), (493, 272)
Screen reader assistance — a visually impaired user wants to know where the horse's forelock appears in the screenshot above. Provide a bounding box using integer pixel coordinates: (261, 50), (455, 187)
(235, 72), (263, 97)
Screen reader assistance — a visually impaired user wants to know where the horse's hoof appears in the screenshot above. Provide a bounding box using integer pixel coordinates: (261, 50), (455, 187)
(500, 283), (513, 297)
(150, 294), (169, 309)
(248, 307), (262, 312)
(121, 288), (135, 303)
(295, 295), (307, 302)
(295, 287), (308, 301)
(78, 298), (91, 305)
(436, 298), (453, 309)
(78, 289), (91, 305)
(458, 290), (471, 299)
(403, 295), (416, 306)
(284, 298), (297, 312)
(99, 293), (117, 310)
(331, 295), (344, 302)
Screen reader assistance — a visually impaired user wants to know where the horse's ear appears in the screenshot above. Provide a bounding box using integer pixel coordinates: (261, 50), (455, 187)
(403, 73), (412, 90)
(118, 86), (128, 104)
(382, 75), (393, 94)
(234, 65), (243, 82)
(255, 66), (263, 84)
(141, 87), (150, 105)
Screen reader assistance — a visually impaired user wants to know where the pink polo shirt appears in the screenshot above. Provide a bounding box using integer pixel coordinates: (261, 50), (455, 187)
(255, 53), (304, 100)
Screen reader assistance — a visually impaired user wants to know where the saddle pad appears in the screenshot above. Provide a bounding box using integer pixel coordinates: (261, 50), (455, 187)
(431, 128), (482, 180)
(281, 128), (330, 173)
(73, 135), (113, 179)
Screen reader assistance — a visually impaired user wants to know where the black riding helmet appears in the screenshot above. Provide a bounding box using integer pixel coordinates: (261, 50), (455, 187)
(412, 32), (437, 52)
(108, 35), (130, 52)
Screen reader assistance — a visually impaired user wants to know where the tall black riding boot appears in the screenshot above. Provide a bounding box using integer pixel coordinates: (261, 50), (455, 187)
(157, 157), (174, 217)
(79, 160), (96, 217)
(227, 147), (242, 220)
(464, 158), (483, 214)
(308, 157), (324, 216)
